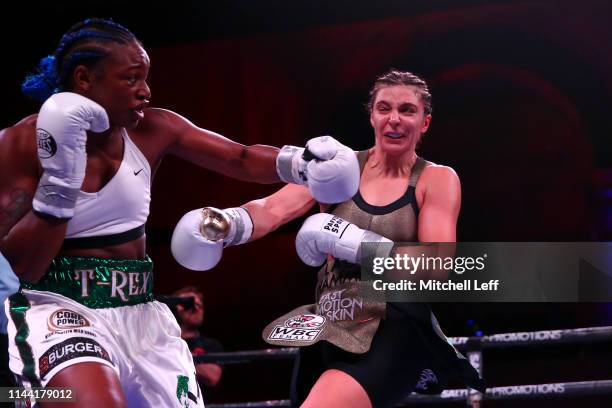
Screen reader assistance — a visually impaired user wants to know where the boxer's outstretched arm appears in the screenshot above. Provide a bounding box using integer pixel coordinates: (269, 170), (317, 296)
(161, 109), (280, 183)
(160, 109), (360, 205)
(243, 184), (316, 240)
(171, 184), (316, 271)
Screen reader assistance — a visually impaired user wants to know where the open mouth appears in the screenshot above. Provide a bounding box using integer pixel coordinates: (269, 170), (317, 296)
(132, 103), (148, 120)
(384, 132), (404, 139)
(133, 109), (144, 120)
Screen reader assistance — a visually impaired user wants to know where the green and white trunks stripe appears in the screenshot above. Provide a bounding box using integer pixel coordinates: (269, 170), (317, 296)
(21, 256), (154, 308)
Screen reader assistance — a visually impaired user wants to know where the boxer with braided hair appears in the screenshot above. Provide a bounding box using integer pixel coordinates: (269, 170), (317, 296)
(0, 18), (359, 407)
(22, 18), (138, 102)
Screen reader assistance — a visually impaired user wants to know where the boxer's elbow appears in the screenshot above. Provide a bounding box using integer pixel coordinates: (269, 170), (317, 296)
(1, 248), (45, 284)
(0, 212), (67, 283)
(2, 241), (50, 283)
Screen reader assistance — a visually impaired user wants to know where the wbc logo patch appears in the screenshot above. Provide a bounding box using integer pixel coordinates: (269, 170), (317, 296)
(268, 314), (325, 342)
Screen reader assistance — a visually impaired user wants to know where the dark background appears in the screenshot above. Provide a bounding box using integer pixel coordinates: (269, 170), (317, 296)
(1, 1), (611, 406)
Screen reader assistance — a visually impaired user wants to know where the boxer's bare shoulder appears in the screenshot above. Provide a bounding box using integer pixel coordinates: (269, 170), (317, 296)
(127, 107), (193, 167)
(0, 115), (40, 237)
(0, 115), (40, 178)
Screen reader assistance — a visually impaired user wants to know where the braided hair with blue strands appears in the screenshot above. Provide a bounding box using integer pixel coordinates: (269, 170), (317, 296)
(22, 18), (139, 102)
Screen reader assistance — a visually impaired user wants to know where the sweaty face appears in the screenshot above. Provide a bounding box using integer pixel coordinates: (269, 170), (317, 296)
(369, 85), (431, 155)
(87, 42), (151, 129)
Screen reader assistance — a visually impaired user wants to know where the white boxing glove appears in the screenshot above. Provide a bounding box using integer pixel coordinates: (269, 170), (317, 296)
(171, 207), (253, 271)
(32, 92), (109, 219)
(276, 136), (359, 204)
(295, 213), (393, 267)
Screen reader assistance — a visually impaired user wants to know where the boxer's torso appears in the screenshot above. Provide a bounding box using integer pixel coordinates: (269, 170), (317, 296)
(0, 109), (176, 260)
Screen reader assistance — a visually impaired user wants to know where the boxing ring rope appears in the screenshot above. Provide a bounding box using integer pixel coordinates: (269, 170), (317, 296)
(403, 380), (612, 404)
(200, 326), (612, 408)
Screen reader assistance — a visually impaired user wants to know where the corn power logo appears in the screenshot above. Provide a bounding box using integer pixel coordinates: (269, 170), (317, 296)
(48, 309), (91, 331)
